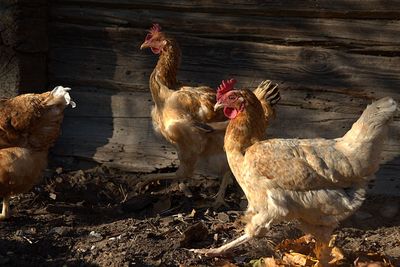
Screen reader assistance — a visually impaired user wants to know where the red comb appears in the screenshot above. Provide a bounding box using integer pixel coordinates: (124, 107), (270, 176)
(149, 23), (161, 34)
(217, 79), (237, 100)
(145, 24), (162, 41)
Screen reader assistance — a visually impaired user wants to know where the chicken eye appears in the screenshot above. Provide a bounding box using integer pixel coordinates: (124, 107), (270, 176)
(145, 34), (152, 41)
(228, 95), (236, 100)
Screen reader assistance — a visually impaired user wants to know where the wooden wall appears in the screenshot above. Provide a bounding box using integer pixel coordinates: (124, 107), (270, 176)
(0, 0), (47, 97)
(33, 0), (400, 194)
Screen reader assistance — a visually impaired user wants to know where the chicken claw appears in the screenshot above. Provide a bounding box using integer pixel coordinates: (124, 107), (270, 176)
(212, 194), (230, 209)
(134, 172), (177, 192)
(134, 173), (193, 197)
(212, 172), (232, 209)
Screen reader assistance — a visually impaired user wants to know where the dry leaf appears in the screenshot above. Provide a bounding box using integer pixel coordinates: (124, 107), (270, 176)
(328, 234), (337, 247)
(250, 257), (285, 267)
(188, 209), (196, 218)
(276, 235), (315, 256)
(215, 259), (239, 267)
(283, 252), (319, 266)
(353, 253), (394, 267)
(329, 246), (345, 264)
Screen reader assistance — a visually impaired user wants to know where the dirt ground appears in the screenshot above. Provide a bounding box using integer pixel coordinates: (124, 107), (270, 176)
(0, 166), (399, 267)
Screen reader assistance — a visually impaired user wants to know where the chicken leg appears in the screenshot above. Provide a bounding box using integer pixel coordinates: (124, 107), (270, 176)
(212, 172), (232, 209)
(134, 145), (198, 196)
(299, 223), (334, 266)
(0, 196), (10, 221)
(192, 213), (272, 256)
(190, 233), (251, 256)
(314, 240), (331, 267)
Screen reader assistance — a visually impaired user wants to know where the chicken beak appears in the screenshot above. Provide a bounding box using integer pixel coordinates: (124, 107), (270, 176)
(140, 42), (148, 50)
(214, 102), (224, 111)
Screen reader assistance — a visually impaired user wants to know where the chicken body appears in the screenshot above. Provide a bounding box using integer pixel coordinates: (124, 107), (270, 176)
(140, 28), (229, 200)
(193, 87), (397, 264)
(139, 25), (279, 205)
(0, 86), (75, 220)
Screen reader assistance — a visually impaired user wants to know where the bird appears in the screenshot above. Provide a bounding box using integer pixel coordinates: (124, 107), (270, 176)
(0, 86), (75, 220)
(191, 79), (397, 265)
(139, 24), (280, 207)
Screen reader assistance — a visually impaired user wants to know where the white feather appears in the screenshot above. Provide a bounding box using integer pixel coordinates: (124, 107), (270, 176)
(51, 86), (76, 108)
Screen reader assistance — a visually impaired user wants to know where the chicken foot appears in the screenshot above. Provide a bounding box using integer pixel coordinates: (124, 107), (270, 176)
(190, 233), (251, 257)
(134, 172), (193, 197)
(191, 214), (272, 256)
(299, 224), (334, 266)
(134, 172), (177, 190)
(314, 241), (331, 267)
(0, 196), (10, 221)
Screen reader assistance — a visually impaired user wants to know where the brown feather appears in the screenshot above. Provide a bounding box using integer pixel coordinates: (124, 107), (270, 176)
(0, 90), (70, 218)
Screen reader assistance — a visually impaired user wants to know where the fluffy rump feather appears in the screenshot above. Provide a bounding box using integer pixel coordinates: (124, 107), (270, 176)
(49, 86), (76, 108)
(267, 187), (366, 226)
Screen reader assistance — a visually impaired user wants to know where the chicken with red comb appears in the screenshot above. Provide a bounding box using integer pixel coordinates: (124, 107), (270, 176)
(139, 24), (280, 208)
(191, 80), (397, 265)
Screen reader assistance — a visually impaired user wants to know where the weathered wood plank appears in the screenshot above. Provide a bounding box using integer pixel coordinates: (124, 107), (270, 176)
(50, 7), (400, 48)
(52, 0), (400, 19)
(49, 23), (400, 99)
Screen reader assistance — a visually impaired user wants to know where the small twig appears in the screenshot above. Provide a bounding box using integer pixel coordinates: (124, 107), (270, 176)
(22, 236), (33, 244)
(175, 226), (183, 235)
(146, 221), (158, 231)
(29, 194), (40, 206)
(119, 184), (128, 203)
(159, 203), (182, 216)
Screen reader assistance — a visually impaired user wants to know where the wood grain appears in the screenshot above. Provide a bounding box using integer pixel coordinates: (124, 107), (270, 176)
(53, 0), (400, 19)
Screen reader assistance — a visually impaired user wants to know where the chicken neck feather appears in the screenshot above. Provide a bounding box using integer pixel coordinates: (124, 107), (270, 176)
(149, 35), (180, 109)
(224, 89), (267, 180)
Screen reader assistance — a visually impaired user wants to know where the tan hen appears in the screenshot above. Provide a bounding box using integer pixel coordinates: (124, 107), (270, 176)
(192, 80), (397, 265)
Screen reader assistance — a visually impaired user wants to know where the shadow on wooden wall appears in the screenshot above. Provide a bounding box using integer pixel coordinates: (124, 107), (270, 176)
(43, 0), (399, 194)
(48, 22), (115, 170)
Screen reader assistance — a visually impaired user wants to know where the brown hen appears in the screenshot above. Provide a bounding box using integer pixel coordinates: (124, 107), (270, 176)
(192, 80), (397, 265)
(0, 86), (75, 220)
(139, 24), (280, 207)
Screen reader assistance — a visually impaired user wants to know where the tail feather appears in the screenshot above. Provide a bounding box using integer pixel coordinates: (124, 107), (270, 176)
(253, 80), (280, 106)
(252, 80), (280, 120)
(338, 97), (397, 177)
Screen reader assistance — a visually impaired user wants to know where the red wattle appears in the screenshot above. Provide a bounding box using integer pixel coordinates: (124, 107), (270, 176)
(151, 47), (161, 54)
(224, 107), (238, 119)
